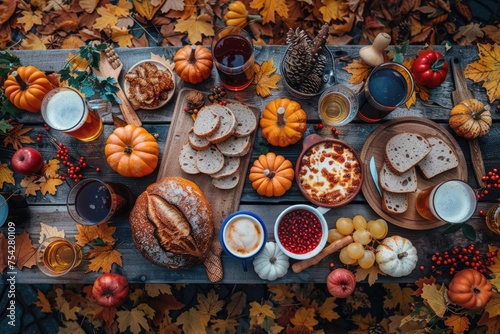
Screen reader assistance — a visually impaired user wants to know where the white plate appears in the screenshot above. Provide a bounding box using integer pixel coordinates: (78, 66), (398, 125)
(122, 59), (176, 110)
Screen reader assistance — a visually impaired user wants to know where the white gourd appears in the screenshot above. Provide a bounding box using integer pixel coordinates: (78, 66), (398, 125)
(253, 242), (289, 281)
(375, 236), (418, 277)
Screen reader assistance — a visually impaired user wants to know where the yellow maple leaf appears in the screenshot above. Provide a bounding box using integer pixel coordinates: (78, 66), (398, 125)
(3, 125), (35, 150)
(17, 10), (43, 31)
(116, 308), (150, 334)
(145, 283), (172, 297)
(382, 283), (415, 315)
(85, 245), (123, 273)
(319, 0), (349, 23)
(39, 177), (63, 195)
(20, 32), (46, 50)
(39, 222), (65, 244)
(66, 52), (90, 71)
(250, 0), (288, 24)
(268, 283), (294, 301)
(43, 159), (60, 179)
(444, 314), (470, 333)
(421, 283), (448, 318)
(0, 163), (15, 188)
(20, 175), (41, 196)
(54, 288), (80, 321)
(249, 301), (275, 325)
(34, 289), (52, 313)
(290, 307), (318, 331)
(177, 308), (205, 333)
(211, 318), (239, 334)
(76, 223), (116, 246)
(107, 0), (132, 17)
(197, 289), (224, 320)
(355, 265), (383, 286)
(318, 297), (340, 321)
(352, 313), (377, 330)
(343, 59), (372, 84)
(464, 43), (500, 103)
(94, 7), (118, 30)
(111, 26), (134, 47)
(174, 14), (214, 44)
(485, 292), (500, 317)
(253, 58), (281, 97)
(60, 35), (85, 49)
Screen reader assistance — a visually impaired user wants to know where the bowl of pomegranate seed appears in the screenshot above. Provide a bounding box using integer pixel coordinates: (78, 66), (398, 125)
(274, 204), (329, 260)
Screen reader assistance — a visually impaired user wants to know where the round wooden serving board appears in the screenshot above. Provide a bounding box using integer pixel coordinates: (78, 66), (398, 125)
(359, 117), (467, 230)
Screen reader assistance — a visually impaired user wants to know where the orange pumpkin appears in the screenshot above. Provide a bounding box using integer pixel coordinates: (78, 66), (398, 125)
(260, 98), (307, 147)
(3, 65), (52, 113)
(249, 152), (294, 197)
(447, 268), (493, 310)
(173, 45), (213, 84)
(104, 125), (160, 177)
(449, 99), (492, 139)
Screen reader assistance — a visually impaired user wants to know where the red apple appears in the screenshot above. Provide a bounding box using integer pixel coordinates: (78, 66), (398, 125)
(92, 273), (129, 308)
(327, 268), (356, 298)
(11, 147), (44, 175)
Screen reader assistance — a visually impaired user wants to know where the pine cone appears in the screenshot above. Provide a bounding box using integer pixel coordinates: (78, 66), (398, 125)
(368, 324), (387, 334)
(300, 74), (322, 94)
(284, 42), (312, 85)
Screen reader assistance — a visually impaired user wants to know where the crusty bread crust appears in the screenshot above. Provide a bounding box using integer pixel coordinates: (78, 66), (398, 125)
(381, 190), (408, 214)
(385, 132), (431, 175)
(129, 177), (214, 268)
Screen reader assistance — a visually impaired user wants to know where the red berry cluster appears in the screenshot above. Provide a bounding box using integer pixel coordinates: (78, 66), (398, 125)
(477, 168), (500, 198)
(331, 127), (340, 136)
(277, 209), (322, 255)
(55, 142), (99, 182)
(430, 244), (496, 276)
(314, 123), (323, 130)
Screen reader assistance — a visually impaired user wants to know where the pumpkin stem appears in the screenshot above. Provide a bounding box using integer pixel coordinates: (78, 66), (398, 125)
(471, 104), (491, 119)
(269, 256), (276, 264)
(12, 71), (28, 90)
(124, 146), (133, 154)
(277, 106), (286, 127)
(189, 45), (198, 64)
(264, 169), (275, 178)
(397, 251), (408, 259)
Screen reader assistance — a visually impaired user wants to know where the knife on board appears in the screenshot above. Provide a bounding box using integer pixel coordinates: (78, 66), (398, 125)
(369, 156), (382, 196)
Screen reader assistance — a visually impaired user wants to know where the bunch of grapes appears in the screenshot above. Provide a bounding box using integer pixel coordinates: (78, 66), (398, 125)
(328, 215), (389, 269)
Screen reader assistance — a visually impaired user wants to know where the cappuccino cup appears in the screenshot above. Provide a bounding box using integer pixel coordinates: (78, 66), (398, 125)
(220, 211), (267, 271)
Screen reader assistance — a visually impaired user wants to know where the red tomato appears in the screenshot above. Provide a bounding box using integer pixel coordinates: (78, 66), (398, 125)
(412, 51), (449, 88)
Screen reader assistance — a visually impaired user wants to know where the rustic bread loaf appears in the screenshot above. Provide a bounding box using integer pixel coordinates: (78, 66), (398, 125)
(385, 132), (431, 174)
(226, 102), (257, 137)
(212, 172), (240, 190)
(211, 156), (241, 179)
(207, 105), (237, 144)
(379, 163), (417, 193)
(196, 146), (224, 175)
(188, 129), (211, 150)
(417, 136), (459, 179)
(215, 136), (251, 157)
(129, 177), (214, 268)
(179, 143), (200, 175)
(193, 107), (220, 138)
(381, 190), (408, 214)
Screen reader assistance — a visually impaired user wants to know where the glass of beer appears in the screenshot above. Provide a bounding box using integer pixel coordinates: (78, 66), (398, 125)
(67, 178), (135, 225)
(416, 179), (477, 224)
(318, 85), (358, 126)
(41, 87), (111, 142)
(485, 203), (500, 235)
(357, 62), (414, 123)
(36, 237), (82, 277)
(220, 211), (267, 271)
(212, 26), (255, 91)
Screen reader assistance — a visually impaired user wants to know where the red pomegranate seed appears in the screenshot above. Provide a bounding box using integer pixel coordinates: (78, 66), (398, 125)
(278, 209), (322, 254)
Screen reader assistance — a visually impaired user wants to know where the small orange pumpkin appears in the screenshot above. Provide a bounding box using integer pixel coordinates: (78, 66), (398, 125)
(447, 268), (493, 310)
(3, 65), (52, 113)
(260, 98), (307, 147)
(173, 45), (213, 84)
(104, 125), (160, 177)
(449, 99), (492, 139)
(249, 152), (294, 197)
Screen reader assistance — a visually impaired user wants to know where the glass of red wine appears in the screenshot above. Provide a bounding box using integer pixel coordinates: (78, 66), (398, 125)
(211, 26), (255, 91)
(357, 62), (415, 123)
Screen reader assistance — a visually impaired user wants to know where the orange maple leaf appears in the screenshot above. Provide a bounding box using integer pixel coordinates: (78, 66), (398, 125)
(250, 0), (288, 24)
(3, 125), (35, 150)
(111, 26), (134, 48)
(39, 177), (63, 196)
(319, 0), (349, 23)
(17, 10), (43, 32)
(0, 163), (15, 188)
(253, 58), (281, 97)
(343, 59), (371, 84)
(20, 175), (41, 196)
(464, 43), (500, 103)
(355, 265), (383, 286)
(42, 159), (61, 179)
(444, 314), (470, 333)
(15, 230), (37, 270)
(290, 307), (318, 331)
(75, 222), (116, 247)
(34, 289), (52, 313)
(413, 276), (437, 296)
(174, 14), (214, 44)
(86, 244), (123, 273)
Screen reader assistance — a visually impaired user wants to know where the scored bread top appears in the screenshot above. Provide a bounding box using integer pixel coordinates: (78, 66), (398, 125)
(385, 132), (431, 174)
(417, 136), (459, 179)
(226, 102), (258, 137)
(193, 107), (220, 138)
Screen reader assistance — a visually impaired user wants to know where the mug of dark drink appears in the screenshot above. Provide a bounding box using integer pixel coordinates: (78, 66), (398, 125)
(220, 211), (267, 271)
(41, 87), (111, 142)
(211, 26), (255, 91)
(357, 62), (415, 123)
(416, 179), (477, 224)
(67, 178), (135, 225)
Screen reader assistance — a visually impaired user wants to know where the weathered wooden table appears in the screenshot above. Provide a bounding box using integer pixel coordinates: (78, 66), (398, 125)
(2, 45), (499, 284)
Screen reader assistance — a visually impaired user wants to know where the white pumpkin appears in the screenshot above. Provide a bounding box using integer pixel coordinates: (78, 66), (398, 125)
(253, 242), (289, 281)
(375, 236), (418, 277)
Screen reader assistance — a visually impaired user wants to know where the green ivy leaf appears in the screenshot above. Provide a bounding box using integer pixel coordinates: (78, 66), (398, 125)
(0, 50), (21, 79)
(441, 222), (464, 234)
(0, 119), (13, 133)
(461, 223), (477, 241)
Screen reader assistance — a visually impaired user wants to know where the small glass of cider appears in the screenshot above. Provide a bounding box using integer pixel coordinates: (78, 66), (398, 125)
(36, 237), (82, 277)
(485, 203), (500, 235)
(318, 85), (358, 126)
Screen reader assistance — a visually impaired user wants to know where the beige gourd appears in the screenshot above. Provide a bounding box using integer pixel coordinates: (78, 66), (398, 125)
(359, 33), (391, 67)
(253, 242), (289, 281)
(375, 236), (418, 277)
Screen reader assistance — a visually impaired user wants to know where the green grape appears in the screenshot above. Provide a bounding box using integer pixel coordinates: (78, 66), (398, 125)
(346, 242), (365, 259)
(336, 217), (354, 235)
(352, 229), (372, 245)
(328, 229), (345, 243)
(358, 250), (376, 269)
(352, 215), (367, 230)
(367, 219), (388, 240)
(339, 247), (357, 265)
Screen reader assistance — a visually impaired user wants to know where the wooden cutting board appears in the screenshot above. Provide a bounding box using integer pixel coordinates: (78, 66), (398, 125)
(157, 88), (260, 281)
(359, 117), (467, 230)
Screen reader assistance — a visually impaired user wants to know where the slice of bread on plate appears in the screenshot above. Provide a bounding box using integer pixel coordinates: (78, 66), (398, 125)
(211, 156), (241, 179)
(179, 143), (200, 175)
(193, 107), (220, 138)
(385, 132), (431, 175)
(188, 129), (211, 150)
(196, 146), (224, 175)
(379, 162), (417, 193)
(381, 190), (408, 214)
(417, 136), (459, 179)
(216, 136), (251, 157)
(226, 102), (257, 137)
(212, 171), (240, 190)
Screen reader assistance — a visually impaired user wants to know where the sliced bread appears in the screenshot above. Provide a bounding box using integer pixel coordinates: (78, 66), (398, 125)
(379, 163), (417, 193)
(188, 129), (211, 150)
(193, 107), (220, 138)
(207, 105), (237, 144)
(178, 143), (200, 175)
(215, 136), (252, 157)
(211, 156), (241, 179)
(385, 132), (431, 175)
(226, 102), (257, 137)
(212, 172), (240, 190)
(196, 146), (224, 175)
(417, 136), (459, 179)
(381, 191), (408, 214)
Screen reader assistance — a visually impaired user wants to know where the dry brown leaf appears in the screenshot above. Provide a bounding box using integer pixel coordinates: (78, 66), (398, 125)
(133, 0), (166, 20)
(34, 289), (52, 312)
(3, 125), (35, 150)
(39, 177), (63, 196)
(174, 13), (214, 44)
(111, 25), (134, 47)
(79, 0), (99, 14)
(86, 245), (123, 273)
(20, 32), (47, 50)
(355, 265), (383, 285)
(455, 0), (472, 21)
(75, 223), (116, 247)
(0, 233), (7, 273)
(454, 22), (484, 44)
(0, 0), (17, 25)
(482, 25), (500, 44)
(342, 59), (371, 84)
(15, 230), (37, 270)
(17, 10), (43, 32)
(464, 43), (500, 103)
(116, 308), (150, 334)
(0, 163), (15, 189)
(60, 35), (86, 49)
(319, 0), (349, 23)
(253, 58), (281, 98)
(20, 175), (41, 197)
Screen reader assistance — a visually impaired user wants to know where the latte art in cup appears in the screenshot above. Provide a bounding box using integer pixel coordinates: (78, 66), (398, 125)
(224, 216), (263, 256)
